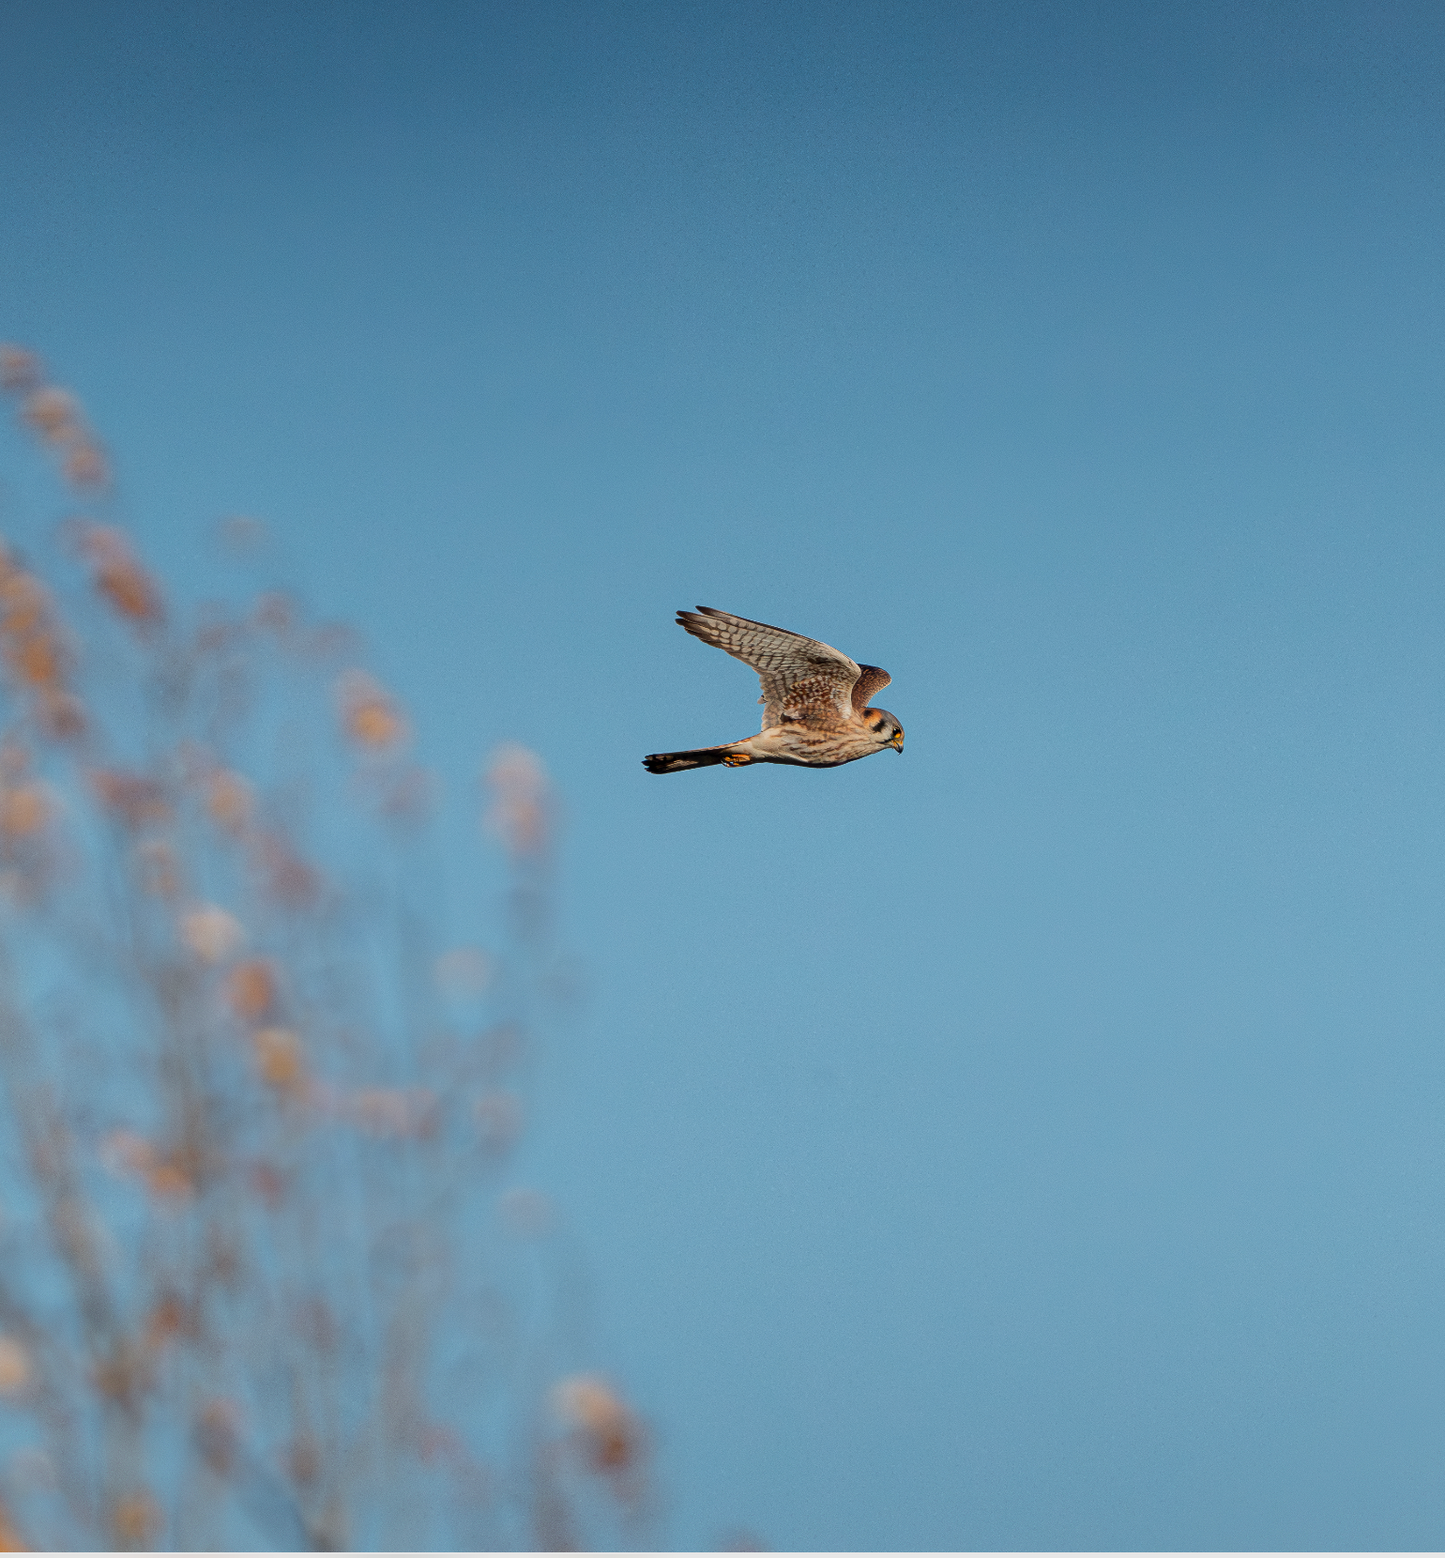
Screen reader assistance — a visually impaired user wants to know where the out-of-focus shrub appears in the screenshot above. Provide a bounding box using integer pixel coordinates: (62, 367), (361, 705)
(0, 348), (650, 1550)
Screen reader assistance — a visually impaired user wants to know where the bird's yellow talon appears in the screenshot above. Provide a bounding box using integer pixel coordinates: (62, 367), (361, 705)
(723, 753), (752, 767)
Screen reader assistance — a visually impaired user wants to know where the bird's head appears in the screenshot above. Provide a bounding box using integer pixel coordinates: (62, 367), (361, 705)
(866, 707), (904, 753)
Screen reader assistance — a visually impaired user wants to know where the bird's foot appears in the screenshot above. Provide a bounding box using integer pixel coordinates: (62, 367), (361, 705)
(722, 752), (753, 767)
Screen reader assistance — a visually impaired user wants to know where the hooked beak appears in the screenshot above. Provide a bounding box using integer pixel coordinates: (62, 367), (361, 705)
(890, 731), (904, 753)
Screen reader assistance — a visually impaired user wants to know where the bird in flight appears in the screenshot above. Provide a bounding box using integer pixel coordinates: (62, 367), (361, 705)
(643, 607), (905, 774)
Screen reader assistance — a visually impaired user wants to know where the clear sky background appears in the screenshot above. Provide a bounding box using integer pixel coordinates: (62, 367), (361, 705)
(4, 1), (1445, 1548)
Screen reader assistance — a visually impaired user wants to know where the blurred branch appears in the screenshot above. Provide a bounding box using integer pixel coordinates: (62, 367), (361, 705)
(0, 346), (654, 1551)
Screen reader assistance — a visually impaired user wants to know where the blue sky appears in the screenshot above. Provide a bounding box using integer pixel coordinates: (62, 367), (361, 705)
(5, 0), (1445, 1547)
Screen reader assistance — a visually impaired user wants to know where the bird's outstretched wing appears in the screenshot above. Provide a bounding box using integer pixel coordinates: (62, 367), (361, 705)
(677, 607), (863, 726)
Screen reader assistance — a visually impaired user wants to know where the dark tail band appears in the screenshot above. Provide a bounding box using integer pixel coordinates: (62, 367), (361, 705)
(642, 746), (734, 774)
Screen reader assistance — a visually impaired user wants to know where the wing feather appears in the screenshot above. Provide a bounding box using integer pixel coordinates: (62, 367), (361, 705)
(676, 607), (861, 726)
(851, 665), (892, 715)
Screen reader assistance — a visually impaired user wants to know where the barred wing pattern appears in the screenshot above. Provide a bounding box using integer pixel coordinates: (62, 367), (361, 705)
(677, 607), (863, 727)
(851, 663), (892, 716)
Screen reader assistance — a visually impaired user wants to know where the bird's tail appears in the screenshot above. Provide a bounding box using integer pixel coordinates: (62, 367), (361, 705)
(642, 743), (746, 775)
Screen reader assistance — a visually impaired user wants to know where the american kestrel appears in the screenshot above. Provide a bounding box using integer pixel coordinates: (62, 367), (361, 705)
(643, 607), (905, 774)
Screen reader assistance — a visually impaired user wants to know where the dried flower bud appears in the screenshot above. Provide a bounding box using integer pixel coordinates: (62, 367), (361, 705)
(63, 442), (110, 491)
(250, 832), (320, 909)
(99, 1130), (157, 1180)
(110, 1492), (158, 1548)
(0, 784), (50, 841)
(336, 669), (408, 751)
(0, 345), (41, 393)
(146, 1161), (196, 1201)
(10, 631), (61, 689)
(0, 1491), (31, 1550)
(204, 769), (254, 834)
(144, 1292), (195, 1350)
(21, 388), (79, 445)
(484, 744), (552, 857)
(253, 590), (296, 632)
(287, 1435), (321, 1487)
(227, 959), (276, 1022)
(36, 690), (85, 741)
(91, 770), (170, 829)
(253, 1027), (305, 1091)
(133, 840), (180, 898)
(179, 904), (244, 964)
(70, 523), (163, 624)
(0, 1337), (31, 1396)
(553, 1375), (646, 1476)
